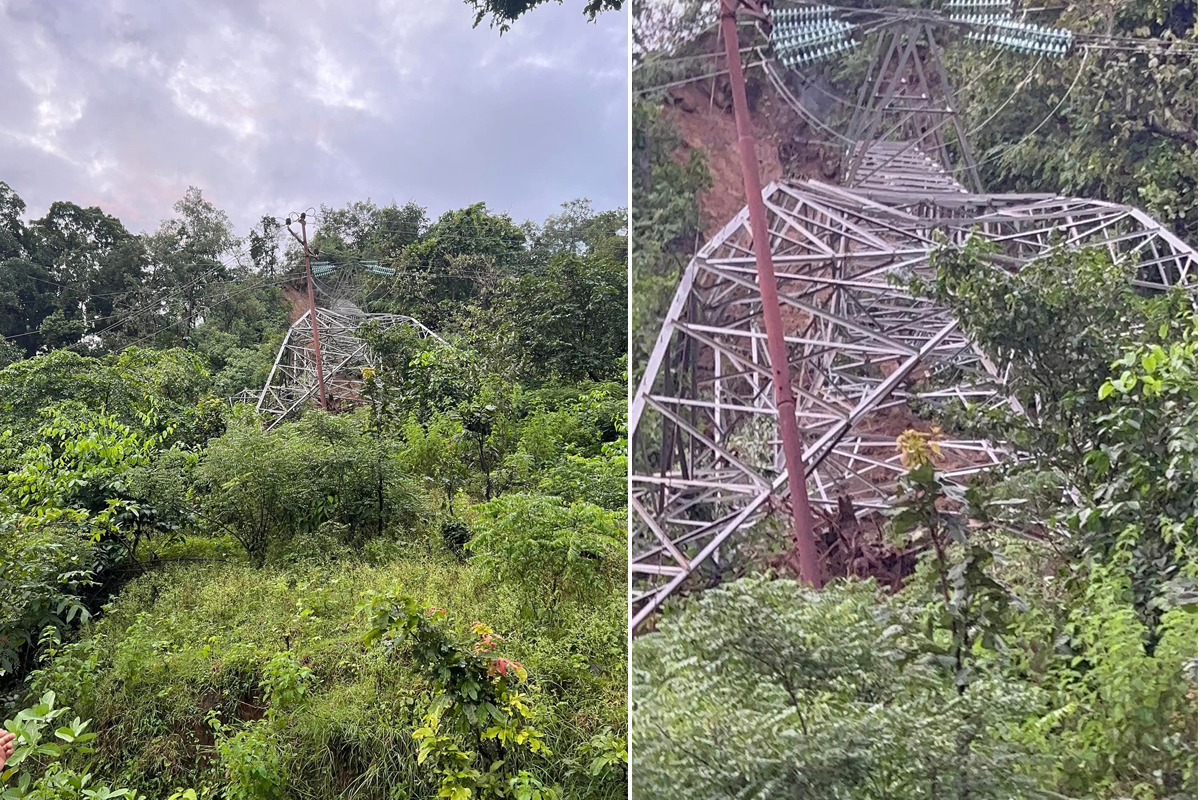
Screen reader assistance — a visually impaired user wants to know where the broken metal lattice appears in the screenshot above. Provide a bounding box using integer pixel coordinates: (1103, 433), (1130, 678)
(254, 306), (442, 431)
(630, 147), (1197, 628)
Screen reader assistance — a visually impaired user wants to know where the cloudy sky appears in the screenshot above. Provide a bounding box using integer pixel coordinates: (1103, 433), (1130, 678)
(0, 0), (628, 237)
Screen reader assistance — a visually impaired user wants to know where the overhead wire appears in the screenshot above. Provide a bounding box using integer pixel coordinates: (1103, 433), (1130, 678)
(2, 245), (258, 342)
(963, 54), (1044, 136)
(633, 46), (754, 71)
(761, 54), (859, 145)
(951, 43), (1094, 176)
(99, 273), (292, 353)
(637, 4), (1186, 180)
(635, 65), (742, 95)
(4, 204), (528, 350)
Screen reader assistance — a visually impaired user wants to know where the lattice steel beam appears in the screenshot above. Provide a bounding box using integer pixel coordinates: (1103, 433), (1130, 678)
(631, 145), (1196, 628)
(844, 23), (983, 193)
(255, 307), (443, 431)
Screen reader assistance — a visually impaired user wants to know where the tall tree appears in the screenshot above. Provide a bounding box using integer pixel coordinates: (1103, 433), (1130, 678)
(26, 201), (146, 350)
(527, 198), (628, 263)
(142, 187), (241, 346)
(395, 203), (528, 326)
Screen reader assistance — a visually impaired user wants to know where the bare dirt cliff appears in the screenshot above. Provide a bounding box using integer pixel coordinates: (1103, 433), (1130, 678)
(660, 62), (840, 238)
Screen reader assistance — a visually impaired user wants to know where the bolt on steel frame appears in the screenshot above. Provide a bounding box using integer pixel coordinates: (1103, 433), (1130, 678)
(630, 13), (1197, 629)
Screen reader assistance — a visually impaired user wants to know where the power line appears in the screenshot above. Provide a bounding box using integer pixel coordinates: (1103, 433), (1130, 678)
(953, 43), (1094, 176)
(633, 45), (756, 71)
(763, 58), (858, 145)
(634, 60), (770, 96)
(963, 54), (1044, 136)
(3, 247), (280, 344)
(100, 274), (289, 354)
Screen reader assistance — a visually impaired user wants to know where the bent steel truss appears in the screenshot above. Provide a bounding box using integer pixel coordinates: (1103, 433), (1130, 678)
(630, 150), (1197, 628)
(255, 306), (442, 431)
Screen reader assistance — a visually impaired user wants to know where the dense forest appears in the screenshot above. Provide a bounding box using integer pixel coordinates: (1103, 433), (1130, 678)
(0, 182), (628, 799)
(632, 0), (1197, 798)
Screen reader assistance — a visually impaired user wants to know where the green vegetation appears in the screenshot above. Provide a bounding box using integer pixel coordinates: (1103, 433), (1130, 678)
(947, 0), (1197, 242)
(634, 243), (1197, 800)
(0, 183), (628, 799)
(464, 0), (624, 32)
(630, 99), (710, 375)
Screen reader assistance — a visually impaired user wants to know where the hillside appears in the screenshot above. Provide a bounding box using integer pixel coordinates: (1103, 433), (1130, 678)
(0, 186), (629, 799)
(631, 0), (1197, 797)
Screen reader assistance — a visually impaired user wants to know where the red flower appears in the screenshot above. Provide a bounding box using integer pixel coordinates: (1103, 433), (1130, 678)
(491, 658), (524, 678)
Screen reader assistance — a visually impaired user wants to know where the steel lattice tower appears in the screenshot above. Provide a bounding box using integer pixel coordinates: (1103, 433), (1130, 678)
(253, 261), (443, 431)
(630, 8), (1197, 628)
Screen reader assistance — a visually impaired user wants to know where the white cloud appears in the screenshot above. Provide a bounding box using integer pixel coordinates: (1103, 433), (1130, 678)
(0, 0), (629, 235)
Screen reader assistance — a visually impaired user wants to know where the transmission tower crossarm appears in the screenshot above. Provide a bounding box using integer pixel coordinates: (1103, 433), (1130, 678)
(286, 214), (329, 411)
(719, 0), (823, 589)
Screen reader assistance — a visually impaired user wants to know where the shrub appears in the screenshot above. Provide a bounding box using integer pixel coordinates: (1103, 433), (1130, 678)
(468, 494), (623, 624)
(359, 591), (556, 799)
(0, 691), (138, 799)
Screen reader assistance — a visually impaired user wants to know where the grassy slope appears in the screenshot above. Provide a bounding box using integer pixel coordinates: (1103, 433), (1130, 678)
(39, 538), (626, 799)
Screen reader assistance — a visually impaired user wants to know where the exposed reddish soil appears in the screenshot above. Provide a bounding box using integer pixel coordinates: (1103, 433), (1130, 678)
(660, 58), (839, 238)
(282, 284), (309, 324)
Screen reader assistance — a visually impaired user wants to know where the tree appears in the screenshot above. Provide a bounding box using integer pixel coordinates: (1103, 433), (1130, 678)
(195, 411), (426, 563)
(915, 237), (1196, 617)
(247, 215), (285, 278)
(142, 187), (240, 346)
(193, 413), (320, 566)
(634, 577), (1048, 800)
(538, 440), (627, 511)
(465, 0), (623, 31)
(495, 249), (626, 382)
(398, 203), (527, 326)
(26, 201), (147, 351)
(527, 198), (627, 263)
(946, 0), (1197, 240)
(0, 347), (214, 447)
(0, 181), (28, 260)
(311, 199), (427, 264)
(0, 258), (56, 353)
(399, 414), (472, 515)
(0, 185), (54, 354)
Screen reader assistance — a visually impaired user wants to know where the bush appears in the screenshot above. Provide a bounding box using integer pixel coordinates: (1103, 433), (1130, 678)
(468, 494), (624, 624)
(27, 556), (627, 800)
(440, 518), (472, 557)
(634, 577), (1050, 800)
(195, 411), (429, 565)
(0, 691), (138, 799)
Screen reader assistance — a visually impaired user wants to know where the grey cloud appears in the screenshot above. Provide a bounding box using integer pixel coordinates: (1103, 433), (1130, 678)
(0, 0), (628, 235)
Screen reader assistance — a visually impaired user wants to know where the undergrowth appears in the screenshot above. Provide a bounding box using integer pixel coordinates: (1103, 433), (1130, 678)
(25, 548), (626, 799)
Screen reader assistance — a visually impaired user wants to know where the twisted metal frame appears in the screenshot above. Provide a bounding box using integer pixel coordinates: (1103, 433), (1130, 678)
(630, 148), (1196, 628)
(254, 307), (442, 431)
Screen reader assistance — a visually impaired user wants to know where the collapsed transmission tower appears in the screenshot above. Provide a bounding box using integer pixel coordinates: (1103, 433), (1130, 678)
(630, 1), (1197, 628)
(253, 257), (443, 431)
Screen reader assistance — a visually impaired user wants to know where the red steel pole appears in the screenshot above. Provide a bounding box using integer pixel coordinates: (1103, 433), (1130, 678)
(718, 0), (822, 588)
(288, 214), (329, 411)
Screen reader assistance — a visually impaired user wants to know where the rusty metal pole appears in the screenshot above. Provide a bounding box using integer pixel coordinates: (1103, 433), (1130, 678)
(287, 213), (329, 411)
(718, 0), (822, 588)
